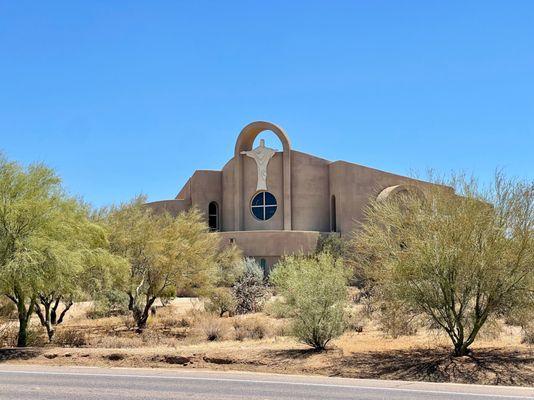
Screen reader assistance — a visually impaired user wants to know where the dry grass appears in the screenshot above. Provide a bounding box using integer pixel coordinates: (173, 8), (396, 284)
(0, 297), (532, 387)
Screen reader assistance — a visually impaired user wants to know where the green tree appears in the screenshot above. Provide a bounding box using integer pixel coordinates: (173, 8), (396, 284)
(353, 174), (534, 356)
(270, 252), (349, 350)
(0, 156), (65, 346)
(107, 199), (229, 332)
(34, 202), (128, 341)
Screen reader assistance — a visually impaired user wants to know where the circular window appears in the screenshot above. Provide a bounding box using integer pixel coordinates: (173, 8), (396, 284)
(250, 191), (277, 221)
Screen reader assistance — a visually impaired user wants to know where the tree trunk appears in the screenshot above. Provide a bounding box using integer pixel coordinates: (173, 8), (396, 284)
(50, 297), (61, 325)
(35, 303), (55, 342)
(453, 342), (471, 357)
(56, 300), (73, 325)
(132, 296), (156, 333)
(35, 295), (74, 342)
(17, 315), (29, 347)
(15, 296), (34, 347)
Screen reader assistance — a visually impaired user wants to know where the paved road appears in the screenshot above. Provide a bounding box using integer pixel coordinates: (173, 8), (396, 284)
(0, 365), (532, 400)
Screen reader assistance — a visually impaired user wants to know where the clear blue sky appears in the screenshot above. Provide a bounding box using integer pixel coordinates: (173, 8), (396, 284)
(1, 1), (533, 207)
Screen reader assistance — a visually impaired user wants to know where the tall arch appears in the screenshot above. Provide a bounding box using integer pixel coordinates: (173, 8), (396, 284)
(234, 121), (292, 231)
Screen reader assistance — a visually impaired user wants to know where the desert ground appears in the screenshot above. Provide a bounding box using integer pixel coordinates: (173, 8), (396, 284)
(1, 298), (532, 387)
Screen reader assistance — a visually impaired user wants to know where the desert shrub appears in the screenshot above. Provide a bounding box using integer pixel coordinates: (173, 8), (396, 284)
(270, 252), (349, 350)
(87, 290), (130, 319)
(205, 288), (236, 317)
(376, 302), (417, 338)
(232, 258), (268, 314)
(199, 314), (227, 341)
(26, 327), (47, 347)
(215, 244), (245, 287)
(232, 316), (269, 341)
(263, 298), (293, 319)
(152, 306), (186, 330)
(0, 321), (18, 347)
(315, 233), (346, 259)
(54, 327), (87, 347)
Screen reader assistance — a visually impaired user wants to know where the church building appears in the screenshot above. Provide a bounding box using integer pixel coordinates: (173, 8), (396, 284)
(147, 121), (436, 272)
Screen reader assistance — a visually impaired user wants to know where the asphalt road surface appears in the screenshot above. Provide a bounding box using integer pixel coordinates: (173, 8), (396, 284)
(0, 365), (532, 400)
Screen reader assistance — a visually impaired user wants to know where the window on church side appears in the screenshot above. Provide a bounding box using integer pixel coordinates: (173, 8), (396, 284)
(208, 201), (219, 231)
(250, 191), (277, 221)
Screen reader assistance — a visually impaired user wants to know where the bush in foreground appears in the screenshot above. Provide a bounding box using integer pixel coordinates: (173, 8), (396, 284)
(270, 252), (349, 350)
(353, 173), (534, 356)
(232, 258), (268, 314)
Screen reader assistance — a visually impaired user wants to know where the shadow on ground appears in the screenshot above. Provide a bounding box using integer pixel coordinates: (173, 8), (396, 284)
(0, 348), (41, 363)
(335, 348), (534, 386)
(258, 347), (534, 386)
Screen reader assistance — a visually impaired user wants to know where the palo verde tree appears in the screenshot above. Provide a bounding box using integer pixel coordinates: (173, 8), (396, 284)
(0, 155), (65, 346)
(106, 198), (233, 332)
(353, 173), (533, 356)
(34, 201), (128, 341)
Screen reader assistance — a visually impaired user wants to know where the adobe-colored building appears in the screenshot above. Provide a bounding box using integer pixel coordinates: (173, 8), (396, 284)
(147, 121), (435, 271)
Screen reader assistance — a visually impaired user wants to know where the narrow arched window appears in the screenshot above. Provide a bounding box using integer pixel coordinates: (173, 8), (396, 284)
(208, 201), (219, 231)
(330, 195), (337, 232)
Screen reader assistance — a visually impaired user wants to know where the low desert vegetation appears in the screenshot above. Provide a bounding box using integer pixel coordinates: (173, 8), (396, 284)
(0, 154), (532, 385)
(271, 252), (350, 350)
(231, 258), (269, 314)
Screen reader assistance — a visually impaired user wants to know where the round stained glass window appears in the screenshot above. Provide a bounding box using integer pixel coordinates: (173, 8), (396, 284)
(250, 191), (277, 221)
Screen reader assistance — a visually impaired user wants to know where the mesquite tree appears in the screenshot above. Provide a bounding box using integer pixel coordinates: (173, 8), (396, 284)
(353, 173), (533, 356)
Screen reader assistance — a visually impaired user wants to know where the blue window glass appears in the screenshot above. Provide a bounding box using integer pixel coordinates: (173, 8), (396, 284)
(264, 192), (276, 206)
(251, 206), (264, 220)
(265, 206), (277, 220)
(250, 191), (277, 221)
(251, 193), (264, 206)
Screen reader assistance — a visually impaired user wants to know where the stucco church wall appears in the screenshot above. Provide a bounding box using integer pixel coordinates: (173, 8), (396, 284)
(189, 170), (222, 224)
(243, 152), (284, 231)
(291, 151), (331, 232)
(329, 161), (435, 234)
(221, 158), (235, 231)
(217, 230), (320, 259)
(175, 178), (192, 201)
